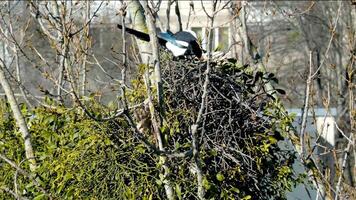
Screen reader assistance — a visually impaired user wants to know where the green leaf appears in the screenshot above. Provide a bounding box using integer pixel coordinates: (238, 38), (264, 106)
(242, 195), (252, 200)
(136, 145), (146, 154)
(216, 172), (225, 181)
(176, 184), (182, 199)
(230, 187), (240, 194)
(209, 149), (218, 156)
(63, 173), (73, 182)
(155, 179), (163, 186)
(268, 136), (278, 144)
(202, 178), (211, 190)
(104, 138), (111, 145)
(33, 194), (46, 200)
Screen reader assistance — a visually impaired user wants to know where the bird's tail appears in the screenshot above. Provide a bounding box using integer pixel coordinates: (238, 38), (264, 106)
(117, 24), (150, 42)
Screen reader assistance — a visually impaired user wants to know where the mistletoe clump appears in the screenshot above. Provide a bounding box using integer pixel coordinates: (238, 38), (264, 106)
(0, 57), (301, 200)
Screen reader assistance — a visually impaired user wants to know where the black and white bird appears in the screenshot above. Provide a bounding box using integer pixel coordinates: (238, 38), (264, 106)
(117, 24), (203, 59)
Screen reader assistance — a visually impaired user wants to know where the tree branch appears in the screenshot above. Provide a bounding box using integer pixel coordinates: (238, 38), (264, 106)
(300, 51), (313, 156)
(0, 58), (36, 171)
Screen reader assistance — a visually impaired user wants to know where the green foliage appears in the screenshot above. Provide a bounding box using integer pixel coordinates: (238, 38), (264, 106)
(0, 102), (160, 199)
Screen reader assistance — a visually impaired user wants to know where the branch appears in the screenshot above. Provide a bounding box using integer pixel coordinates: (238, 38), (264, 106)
(311, 1), (343, 78)
(300, 51), (313, 156)
(185, 0), (194, 29)
(80, 1), (91, 96)
(174, 0), (182, 31)
(334, 134), (353, 200)
(0, 58), (36, 171)
(68, 2), (103, 37)
(190, 2), (218, 199)
(28, 1), (59, 42)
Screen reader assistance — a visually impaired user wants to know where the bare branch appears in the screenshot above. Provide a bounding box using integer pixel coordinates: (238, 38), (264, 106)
(334, 134), (354, 200)
(311, 1), (342, 78)
(0, 58), (36, 171)
(300, 51), (313, 156)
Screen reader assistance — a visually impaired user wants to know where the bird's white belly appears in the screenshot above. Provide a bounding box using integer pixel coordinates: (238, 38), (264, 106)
(166, 41), (188, 57)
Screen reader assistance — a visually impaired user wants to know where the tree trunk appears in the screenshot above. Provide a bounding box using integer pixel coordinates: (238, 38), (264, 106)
(127, 0), (152, 64)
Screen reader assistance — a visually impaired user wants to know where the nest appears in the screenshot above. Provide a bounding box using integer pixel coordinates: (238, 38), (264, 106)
(161, 57), (294, 198)
(162, 57), (278, 150)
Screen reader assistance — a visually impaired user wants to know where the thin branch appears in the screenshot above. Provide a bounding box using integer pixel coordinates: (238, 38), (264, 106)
(174, 0), (183, 31)
(334, 134), (353, 200)
(140, 1), (174, 199)
(335, 122), (353, 144)
(93, 55), (119, 81)
(28, 1), (59, 42)
(165, 0), (172, 31)
(300, 51), (313, 156)
(190, 2), (217, 199)
(120, 2), (128, 86)
(185, 0), (194, 29)
(0, 58), (36, 171)
(80, 1), (91, 96)
(311, 1), (342, 78)
(68, 2), (103, 37)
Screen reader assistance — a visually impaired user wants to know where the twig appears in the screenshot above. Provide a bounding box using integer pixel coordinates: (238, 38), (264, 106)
(80, 1), (91, 96)
(174, 0), (183, 31)
(191, 2), (217, 199)
(120, 3), (128, 86)
(334, 134), (353, 200)
(93, 55), (118, 81)
(165, 0), (172, 31)
(335, 122), (353, 144)
(28, 1), (58, 41)
(0, 16), (33, 108)
(300, 51), (313, 156)
(185, 0), (194, 29)
(311, 1), (342, 79)
(68, 2), (103, 37)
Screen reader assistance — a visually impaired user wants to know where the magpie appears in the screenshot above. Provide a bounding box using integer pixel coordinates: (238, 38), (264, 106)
(117, 24), (203, 59)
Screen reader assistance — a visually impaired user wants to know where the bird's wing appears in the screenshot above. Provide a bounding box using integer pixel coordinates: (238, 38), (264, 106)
(158, 32), (188, 48)
(165, 42), (187, 57)
(174, 31), (197, 43)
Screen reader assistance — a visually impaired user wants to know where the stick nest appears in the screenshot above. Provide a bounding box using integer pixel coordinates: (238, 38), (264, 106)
(161, 57), (296, 199)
